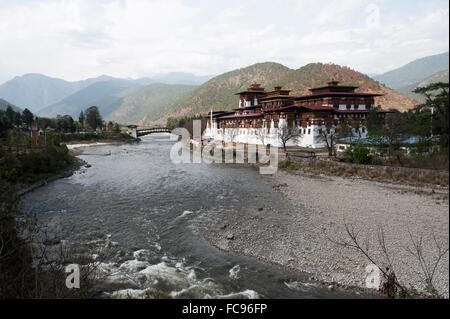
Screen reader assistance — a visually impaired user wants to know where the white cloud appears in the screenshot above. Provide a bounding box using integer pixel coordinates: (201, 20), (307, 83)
(0, 0), (448, 83)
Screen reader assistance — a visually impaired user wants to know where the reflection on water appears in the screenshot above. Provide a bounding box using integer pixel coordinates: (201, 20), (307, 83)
(20, 134), (359, 298)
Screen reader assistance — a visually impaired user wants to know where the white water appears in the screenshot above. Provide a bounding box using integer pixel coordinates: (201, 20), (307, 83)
(95, 249), (259, 299)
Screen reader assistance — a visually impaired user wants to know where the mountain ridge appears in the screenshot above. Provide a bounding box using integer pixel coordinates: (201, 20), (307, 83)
(38, 79), (140, 119)
(373, 52), (449, 89)
(395, 69), (449, 102)
(0, 72), (213, 113)
(0, 98), (22, 112)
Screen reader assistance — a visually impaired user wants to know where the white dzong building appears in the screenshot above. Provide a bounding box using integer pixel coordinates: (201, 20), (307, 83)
(203, 81), (389, 148)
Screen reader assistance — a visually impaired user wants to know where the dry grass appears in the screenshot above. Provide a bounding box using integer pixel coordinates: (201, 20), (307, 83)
(279, 159), (449, 187)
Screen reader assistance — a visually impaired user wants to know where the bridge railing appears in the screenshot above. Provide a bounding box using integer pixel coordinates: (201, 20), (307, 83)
(135, 127), (172, 136)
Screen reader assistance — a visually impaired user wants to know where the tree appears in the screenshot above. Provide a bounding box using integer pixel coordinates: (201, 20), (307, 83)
(37, 117), (57, 131)
(317, 118), (344, 156)
(13, 112), (22, 127)
(225, 127), (240, 144)
(318, 125), (338, 156)
(78, 110), (85, 129)
(366, 106), (384, 137)
(0, 110), (13, 137)
(382, 111), (409, 160)
(255, 126), (270, 146)
(107, 121), (114, 131)
(85, 106), (102, 131)
(166, 117), (179, 130)
(343, 143), (372, 164)
(22, 108), (34, 129)
(55, 115), (74, 133)
(277, 125), (300, 152)
(317, 117), (356, 157)
(5, 106), (15, 124)
(414, 82), (449, 147)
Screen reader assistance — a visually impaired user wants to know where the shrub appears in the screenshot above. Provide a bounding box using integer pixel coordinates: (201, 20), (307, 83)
(278, 160), (290, 169)
(343, 143), (372, 164)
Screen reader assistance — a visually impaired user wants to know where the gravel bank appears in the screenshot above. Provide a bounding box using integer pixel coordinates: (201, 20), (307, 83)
(201, 169), (449, 297)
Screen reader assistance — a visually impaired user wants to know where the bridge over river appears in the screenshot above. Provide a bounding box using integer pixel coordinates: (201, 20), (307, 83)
(126, 125), (171, 138)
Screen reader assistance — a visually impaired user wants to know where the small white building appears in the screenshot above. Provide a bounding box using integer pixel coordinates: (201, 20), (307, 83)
(127, 125), (138, 139)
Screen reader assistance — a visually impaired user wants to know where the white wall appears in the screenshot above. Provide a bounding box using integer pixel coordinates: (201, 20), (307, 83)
(203, 122), (367, 149)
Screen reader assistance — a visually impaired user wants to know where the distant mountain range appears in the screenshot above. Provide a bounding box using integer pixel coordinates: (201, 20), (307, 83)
(0, 72), (213, 113)
(0, 74), (123, 113)
(38, 79), (141, 119)
(373, 52), (449, 89)
(0, 98), (22, 112)
(2, 52), (449, 125)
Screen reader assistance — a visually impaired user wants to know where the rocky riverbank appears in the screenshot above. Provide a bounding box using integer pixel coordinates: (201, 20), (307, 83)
(200, 168), (449, 298)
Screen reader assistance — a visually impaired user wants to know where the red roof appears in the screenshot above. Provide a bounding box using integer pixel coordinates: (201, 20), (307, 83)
(310, 85), (358, 91)
(298, 105), (336, 111)
(334, 109), (393, 114)
(208, 110), (234, 117)
(263, 105), (297, 112)
(295, 92), (383, 100)
(335, 109), (370, 113)
(234, 90), (267, 95)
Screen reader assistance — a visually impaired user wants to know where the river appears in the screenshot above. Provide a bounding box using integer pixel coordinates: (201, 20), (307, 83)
(20, 134), (360, 298)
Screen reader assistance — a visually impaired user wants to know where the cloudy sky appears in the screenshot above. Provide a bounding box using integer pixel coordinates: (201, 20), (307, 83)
(0, 0), (448, 83)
